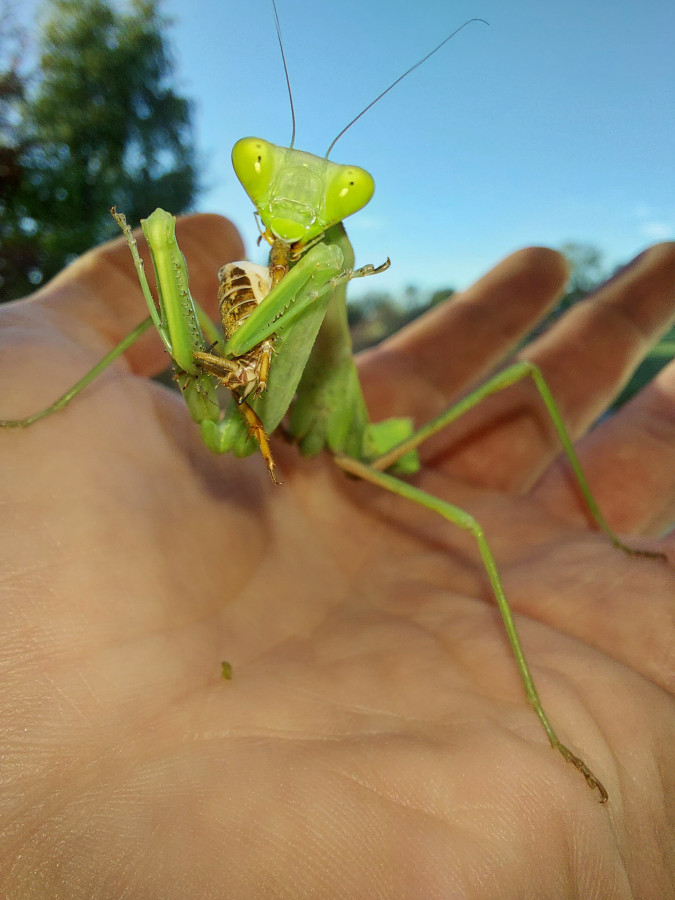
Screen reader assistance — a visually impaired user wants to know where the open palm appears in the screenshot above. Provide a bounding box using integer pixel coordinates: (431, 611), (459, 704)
(1, 215), (673, 899)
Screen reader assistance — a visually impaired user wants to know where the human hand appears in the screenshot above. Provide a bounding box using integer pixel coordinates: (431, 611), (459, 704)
(1, 217), (673, 898)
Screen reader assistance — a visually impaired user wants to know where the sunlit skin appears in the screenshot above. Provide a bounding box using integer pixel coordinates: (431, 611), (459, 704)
(0, 216), (673, 897)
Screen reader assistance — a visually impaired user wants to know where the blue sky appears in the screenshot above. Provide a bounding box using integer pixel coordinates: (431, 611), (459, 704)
(29, 0), (675, 298)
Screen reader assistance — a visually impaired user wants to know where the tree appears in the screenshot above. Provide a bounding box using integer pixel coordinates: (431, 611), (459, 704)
(0, 4), (36, 299)
(0, 0), (198, 301)
(0, 5), (25, 193)
(429, 287), (455, 307)
(558, 242), (605, 307)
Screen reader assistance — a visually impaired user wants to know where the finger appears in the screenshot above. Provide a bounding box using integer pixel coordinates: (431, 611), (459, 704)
(475, 241), (675, 493)
(359, 246), (569, 423)
(524, 242), (675, 434)
(514, 243), (675, 506)
(367, 242), (674, 496)
(30, 214), (245, 376)
(534, 356), (675, 537)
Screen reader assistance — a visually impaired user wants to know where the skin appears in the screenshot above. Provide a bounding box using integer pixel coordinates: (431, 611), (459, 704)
(0, 215), (673, 899)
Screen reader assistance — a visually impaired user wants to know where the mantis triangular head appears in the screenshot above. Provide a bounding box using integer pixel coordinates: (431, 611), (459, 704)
(232, 137), (375, 245)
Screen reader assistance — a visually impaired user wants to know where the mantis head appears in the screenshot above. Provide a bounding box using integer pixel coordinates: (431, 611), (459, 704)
(232, 137), (374, 245)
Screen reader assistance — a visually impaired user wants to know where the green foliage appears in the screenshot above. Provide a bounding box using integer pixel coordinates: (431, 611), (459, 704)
(0, 4), (33, 299)
(614, 325), (675, 409)
(560, 242), (605, 298)
(0, 0), (198, 301)
(538, 242), (607, 332)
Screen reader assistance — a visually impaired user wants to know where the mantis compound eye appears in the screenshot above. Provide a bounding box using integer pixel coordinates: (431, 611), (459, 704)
(323, 165), (374, 226)
(231, 137), (278, 208)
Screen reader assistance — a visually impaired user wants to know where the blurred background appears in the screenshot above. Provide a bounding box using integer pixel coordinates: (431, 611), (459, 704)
(1, 0), (673, 399)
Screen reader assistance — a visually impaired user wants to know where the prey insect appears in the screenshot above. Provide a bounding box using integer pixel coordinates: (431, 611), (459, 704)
(1, 2), (666, 804)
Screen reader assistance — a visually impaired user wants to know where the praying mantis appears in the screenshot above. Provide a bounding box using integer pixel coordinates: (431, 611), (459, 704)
(1, 4), (669, 810)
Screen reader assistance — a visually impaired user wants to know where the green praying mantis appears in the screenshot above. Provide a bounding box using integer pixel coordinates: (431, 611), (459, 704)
(1, 3), (668, 806)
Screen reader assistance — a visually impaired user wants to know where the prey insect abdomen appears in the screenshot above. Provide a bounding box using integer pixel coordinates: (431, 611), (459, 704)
(194, 261), (275, 398)
(218, 264), (268, 341)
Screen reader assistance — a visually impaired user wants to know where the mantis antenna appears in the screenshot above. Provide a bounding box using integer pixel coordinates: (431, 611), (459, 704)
(271, 0), (296, 149)
(324, 17), (489, 158)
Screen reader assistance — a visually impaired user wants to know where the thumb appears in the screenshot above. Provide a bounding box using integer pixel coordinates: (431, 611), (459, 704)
(33, 213), (245, 377)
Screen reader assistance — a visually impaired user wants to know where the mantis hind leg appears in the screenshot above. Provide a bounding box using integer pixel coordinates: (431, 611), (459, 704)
(368, 359), (665, 561)
(0, 316), (153, 428)
(333, 454), (609, 802)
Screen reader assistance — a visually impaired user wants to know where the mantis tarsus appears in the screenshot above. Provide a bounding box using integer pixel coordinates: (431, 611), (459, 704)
(1, 5), (668, 807)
